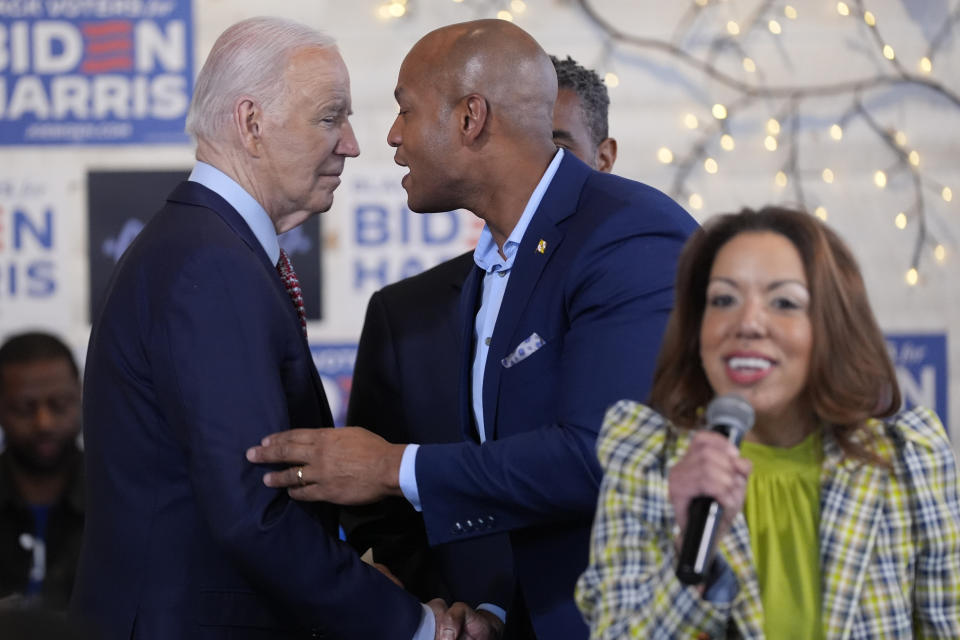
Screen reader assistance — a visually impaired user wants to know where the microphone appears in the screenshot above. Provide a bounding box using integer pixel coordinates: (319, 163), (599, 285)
(675, 393), (754, 585)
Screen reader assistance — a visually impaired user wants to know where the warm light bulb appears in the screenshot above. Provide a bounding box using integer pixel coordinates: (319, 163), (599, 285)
(934, 244), (946, 262)
(657, 147), (674, 164)
(837, 2), (850, 16)
(497, 10), (513, 21)
(864, 11), (876, 26)
(684, 113), (699, 129)
(510, 0), (527, 14)
(764, 135), (778, 151)
(704, 157), (719, 174)
(775, 171), (788, 187)
(895, 212), (907, 229)
(943, 186), (954, 202)
(689, 193), (704, 210)
(905, 268), (918, 286)
(727, 21), (740, 36)
(742, 57), (756, 73)
(712, 104), (728, 120)
(919, 57), (933, 74)
(814, 206), (828, 220)
(604, 72), (619, 88)
(695, 0), (709, 6)
(720, 134), (735, 151)
(883, 45), (895, 60)
(894, 131), (907, 146)
(874, 170), (887, 188)
(388, 2), (406, 17)
(784, 5), (798, 19)
(377, 4), (392, 18)
(908, 151), (920, 166)
(768, 20), (782, 34)
(822, 168), (835, 183)
(830, 124), (843, 140)
(766, 118), (781, 135)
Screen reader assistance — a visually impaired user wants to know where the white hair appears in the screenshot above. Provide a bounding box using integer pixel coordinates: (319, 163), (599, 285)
(185, 16), (336, 144)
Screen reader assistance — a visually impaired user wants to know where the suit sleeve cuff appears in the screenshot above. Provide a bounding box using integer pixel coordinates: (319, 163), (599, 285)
(399, 444), (422, 512)
(476, 603), (506, 624)
(412, 602), (435, 640)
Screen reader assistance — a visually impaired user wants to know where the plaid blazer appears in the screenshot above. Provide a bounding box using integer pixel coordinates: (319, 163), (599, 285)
(575, 401), (960, 639)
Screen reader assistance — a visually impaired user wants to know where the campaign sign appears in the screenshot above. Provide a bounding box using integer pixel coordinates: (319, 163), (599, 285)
(0, 0), (193, 145)
(0, 173), (71, 335)
(310, 343), (357, 426)
(88, 170), (324, 322)
(886, 333), (948, 432)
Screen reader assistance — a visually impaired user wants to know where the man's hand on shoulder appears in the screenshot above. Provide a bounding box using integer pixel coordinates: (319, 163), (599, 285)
(245, 427), (405, 504)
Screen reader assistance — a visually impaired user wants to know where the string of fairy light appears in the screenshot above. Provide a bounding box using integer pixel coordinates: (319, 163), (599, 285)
(375, 0), (957, 286)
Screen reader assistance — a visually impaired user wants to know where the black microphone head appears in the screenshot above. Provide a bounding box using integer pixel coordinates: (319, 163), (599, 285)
(705, 394), (754, 445)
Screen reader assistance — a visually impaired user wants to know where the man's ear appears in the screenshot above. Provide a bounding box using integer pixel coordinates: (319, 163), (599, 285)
(595, 137), (618, 173)
(235, 97), (265, 157)
(460, 94), (488, 144)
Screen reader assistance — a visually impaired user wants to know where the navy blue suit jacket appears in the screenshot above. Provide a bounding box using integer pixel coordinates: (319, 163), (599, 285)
(73, 181), (422, 639)
(415, 153), (698, 638)
(342, 252), (516, 613)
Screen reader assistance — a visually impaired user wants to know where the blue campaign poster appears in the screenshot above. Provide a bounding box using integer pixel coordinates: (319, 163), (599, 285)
(310, 343), (358, 426)
(885, 333), (949, 433)
(1, 0), (193, 145)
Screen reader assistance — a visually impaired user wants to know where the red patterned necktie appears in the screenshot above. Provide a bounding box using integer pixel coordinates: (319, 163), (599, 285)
(276, 249), (307, 338)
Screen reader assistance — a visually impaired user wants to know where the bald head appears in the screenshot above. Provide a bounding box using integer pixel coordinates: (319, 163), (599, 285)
(405, 19), (557, 141)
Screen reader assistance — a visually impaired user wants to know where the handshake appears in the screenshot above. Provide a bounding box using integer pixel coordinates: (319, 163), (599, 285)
(367, 555), (504, 640)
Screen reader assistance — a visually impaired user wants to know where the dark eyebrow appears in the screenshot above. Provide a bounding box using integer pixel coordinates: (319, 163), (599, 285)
(552, 129), (573, 143)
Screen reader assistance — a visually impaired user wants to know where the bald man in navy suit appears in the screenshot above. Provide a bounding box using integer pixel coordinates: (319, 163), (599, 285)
(341, 54), (620, 637)
(248, 21), (697, 639)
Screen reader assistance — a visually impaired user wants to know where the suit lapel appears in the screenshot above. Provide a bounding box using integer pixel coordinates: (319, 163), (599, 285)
(719, 517), (766, 638)
(480, 154), (589, 440)
(458, 264), (483, 441)
(818, 432), (888, 640)
(168, 181), (332, 425)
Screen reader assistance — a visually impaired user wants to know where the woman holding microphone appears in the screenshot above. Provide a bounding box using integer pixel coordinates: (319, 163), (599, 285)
(576, 207), (960, 638)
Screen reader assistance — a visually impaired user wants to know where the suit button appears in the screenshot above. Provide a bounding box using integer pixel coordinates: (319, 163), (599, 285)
(465, 519), (474, 531)
(476, 517), (485, 527)
(452, 521), (464, 535)
(488, 515), (496, 526)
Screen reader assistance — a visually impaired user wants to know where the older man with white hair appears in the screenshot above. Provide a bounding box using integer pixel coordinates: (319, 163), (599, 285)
(73, 16), (495, 640)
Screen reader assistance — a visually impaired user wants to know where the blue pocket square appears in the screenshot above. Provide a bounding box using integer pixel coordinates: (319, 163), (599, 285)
(501, 333), (545, 368)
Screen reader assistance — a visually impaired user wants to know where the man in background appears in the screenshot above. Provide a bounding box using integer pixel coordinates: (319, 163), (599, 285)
(74, 16), (492, 640)
(248, 20), (696, 638)
(0, 332), (83, 611)
(342, 54), (620, 637)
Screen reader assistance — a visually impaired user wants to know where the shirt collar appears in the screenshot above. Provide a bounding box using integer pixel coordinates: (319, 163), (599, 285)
(473, 148), (565, 274)
(188, 162), (280, 265)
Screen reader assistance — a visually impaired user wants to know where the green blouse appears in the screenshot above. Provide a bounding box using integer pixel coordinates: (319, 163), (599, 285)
(741, 430), (824, 640)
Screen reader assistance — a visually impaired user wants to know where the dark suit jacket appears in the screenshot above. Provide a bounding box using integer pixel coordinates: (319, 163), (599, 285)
(415, 153), (699, 639)
(342, 252), (516, 613)
(72, 181), (422, 639)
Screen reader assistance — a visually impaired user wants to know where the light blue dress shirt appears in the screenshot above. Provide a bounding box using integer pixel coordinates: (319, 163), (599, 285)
(397, 149), (565, 623)
(189, 162), (437, 640)
(188, 162), (280, 265)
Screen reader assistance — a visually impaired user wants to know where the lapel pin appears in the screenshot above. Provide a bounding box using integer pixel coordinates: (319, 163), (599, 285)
(536, 239), (547, 254)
